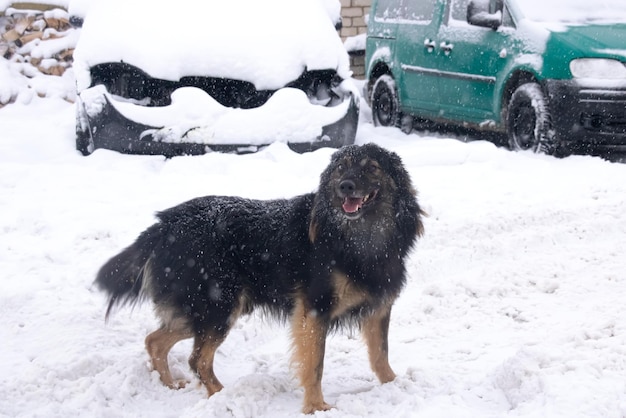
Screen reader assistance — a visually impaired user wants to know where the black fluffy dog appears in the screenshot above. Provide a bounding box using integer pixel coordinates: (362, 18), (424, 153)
(96, 143), (424, 413)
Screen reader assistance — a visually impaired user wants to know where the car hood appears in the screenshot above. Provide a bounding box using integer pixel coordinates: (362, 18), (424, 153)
(73, 0), (351, 92)
(548, 24), (626, 58)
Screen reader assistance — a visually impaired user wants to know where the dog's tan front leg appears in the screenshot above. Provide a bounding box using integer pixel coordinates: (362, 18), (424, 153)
(291, 301), (332, 414)
(363, 304), (396, 383)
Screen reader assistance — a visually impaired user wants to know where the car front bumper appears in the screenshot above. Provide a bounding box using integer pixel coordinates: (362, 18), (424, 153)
(76, 84), (359, 156)
(545, 79), (626, 150)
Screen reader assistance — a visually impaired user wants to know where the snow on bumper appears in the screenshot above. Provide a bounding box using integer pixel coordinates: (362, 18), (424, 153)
(77, 83), (359, 156)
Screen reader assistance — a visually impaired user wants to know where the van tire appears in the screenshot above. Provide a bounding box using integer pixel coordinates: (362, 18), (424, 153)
(371, 75), (400, 129)
(506, 83), (558, 155)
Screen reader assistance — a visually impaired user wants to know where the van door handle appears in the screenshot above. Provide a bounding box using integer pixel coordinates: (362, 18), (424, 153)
(424, 38), (436, 52)
(440, 42), (454, 55)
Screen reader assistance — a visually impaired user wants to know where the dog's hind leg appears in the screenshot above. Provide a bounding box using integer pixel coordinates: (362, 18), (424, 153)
(362, 303), (396, 383)
(187, 287), (250, 397)
(291, 300), (332, 414)
(145, 323), (193, 389)
(188, 332), (227, 396)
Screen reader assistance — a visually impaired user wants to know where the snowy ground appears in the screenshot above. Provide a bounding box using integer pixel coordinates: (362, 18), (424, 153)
(1, 87), (626, 417)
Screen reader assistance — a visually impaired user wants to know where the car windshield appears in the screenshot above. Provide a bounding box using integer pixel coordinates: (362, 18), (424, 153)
(517, 0), (626, 23)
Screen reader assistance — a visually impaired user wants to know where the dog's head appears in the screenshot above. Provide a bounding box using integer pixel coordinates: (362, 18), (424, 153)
(327, 143), (401, 221)
(310, 143), (424, 242)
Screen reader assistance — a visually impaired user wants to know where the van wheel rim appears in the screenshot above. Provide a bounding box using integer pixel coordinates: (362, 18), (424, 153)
(512, 104), (536, 150)
(377, 91), (393, 125)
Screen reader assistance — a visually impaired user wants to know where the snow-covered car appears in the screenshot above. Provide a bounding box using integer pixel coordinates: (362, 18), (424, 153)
(73, 0), (359, 156)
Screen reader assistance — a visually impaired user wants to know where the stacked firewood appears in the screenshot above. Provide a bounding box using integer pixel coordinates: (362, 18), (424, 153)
(1, 5), (74, 77)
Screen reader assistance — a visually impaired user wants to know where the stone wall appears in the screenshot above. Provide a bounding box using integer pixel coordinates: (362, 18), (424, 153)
(339, 0), (370, 79)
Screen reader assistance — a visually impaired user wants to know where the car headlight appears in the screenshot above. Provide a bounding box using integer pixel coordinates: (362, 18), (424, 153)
(569, 58), (626, 79)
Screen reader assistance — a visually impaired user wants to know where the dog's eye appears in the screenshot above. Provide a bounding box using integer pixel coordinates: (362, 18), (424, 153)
(337, 164), (345, 173)
(368, 163), (380, 173)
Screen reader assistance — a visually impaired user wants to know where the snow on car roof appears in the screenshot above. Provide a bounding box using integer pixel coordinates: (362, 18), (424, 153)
(73, 0), (351, 92)
(517, 0), (626, 23)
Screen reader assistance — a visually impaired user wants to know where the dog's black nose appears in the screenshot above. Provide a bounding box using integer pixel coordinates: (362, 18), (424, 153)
(339, 179), (356, 196)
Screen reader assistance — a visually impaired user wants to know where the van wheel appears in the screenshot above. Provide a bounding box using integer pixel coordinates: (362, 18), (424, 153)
(371, 75), (400, 128)
(506, 83), (558, 155)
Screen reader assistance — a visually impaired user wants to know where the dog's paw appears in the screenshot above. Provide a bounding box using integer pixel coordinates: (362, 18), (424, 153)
(302, 401), (333, 414)
(166, 379), (189, 390)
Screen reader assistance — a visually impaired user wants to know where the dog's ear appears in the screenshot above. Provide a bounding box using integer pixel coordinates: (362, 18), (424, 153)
(399, 187), (426, 238)
(308, 218), (318, 243)
(309, 191), (325, 243)
(309, 197), (319, 243)
(411, 187), (427, 238)
(416, 210), (426, 237)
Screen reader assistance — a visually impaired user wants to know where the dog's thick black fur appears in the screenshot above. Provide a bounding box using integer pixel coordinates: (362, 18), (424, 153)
(96, 143), (424, 413)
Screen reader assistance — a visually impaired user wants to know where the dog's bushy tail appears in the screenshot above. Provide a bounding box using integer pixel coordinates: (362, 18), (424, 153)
(95, 228), (157, 321)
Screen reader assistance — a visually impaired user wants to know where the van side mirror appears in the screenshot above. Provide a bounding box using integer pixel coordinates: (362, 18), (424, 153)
(467, 0), (502, 30)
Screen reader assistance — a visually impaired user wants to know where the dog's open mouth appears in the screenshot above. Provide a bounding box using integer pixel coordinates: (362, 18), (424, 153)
(341, 190), (378, 215)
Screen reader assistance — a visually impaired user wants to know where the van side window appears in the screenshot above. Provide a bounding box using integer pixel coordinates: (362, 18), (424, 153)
(375, 0), (436, 21)
(374, 0), (404, 19)
(450, 0), (470, 22)
(401, 0), (437, 21)
(501, 5), (514, 27)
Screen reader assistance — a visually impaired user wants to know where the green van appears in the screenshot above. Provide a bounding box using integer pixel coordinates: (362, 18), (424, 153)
(364, 0), (626, 155)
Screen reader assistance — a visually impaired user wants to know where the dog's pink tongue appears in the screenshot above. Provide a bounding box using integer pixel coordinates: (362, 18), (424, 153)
(342, 197), (362, 213)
